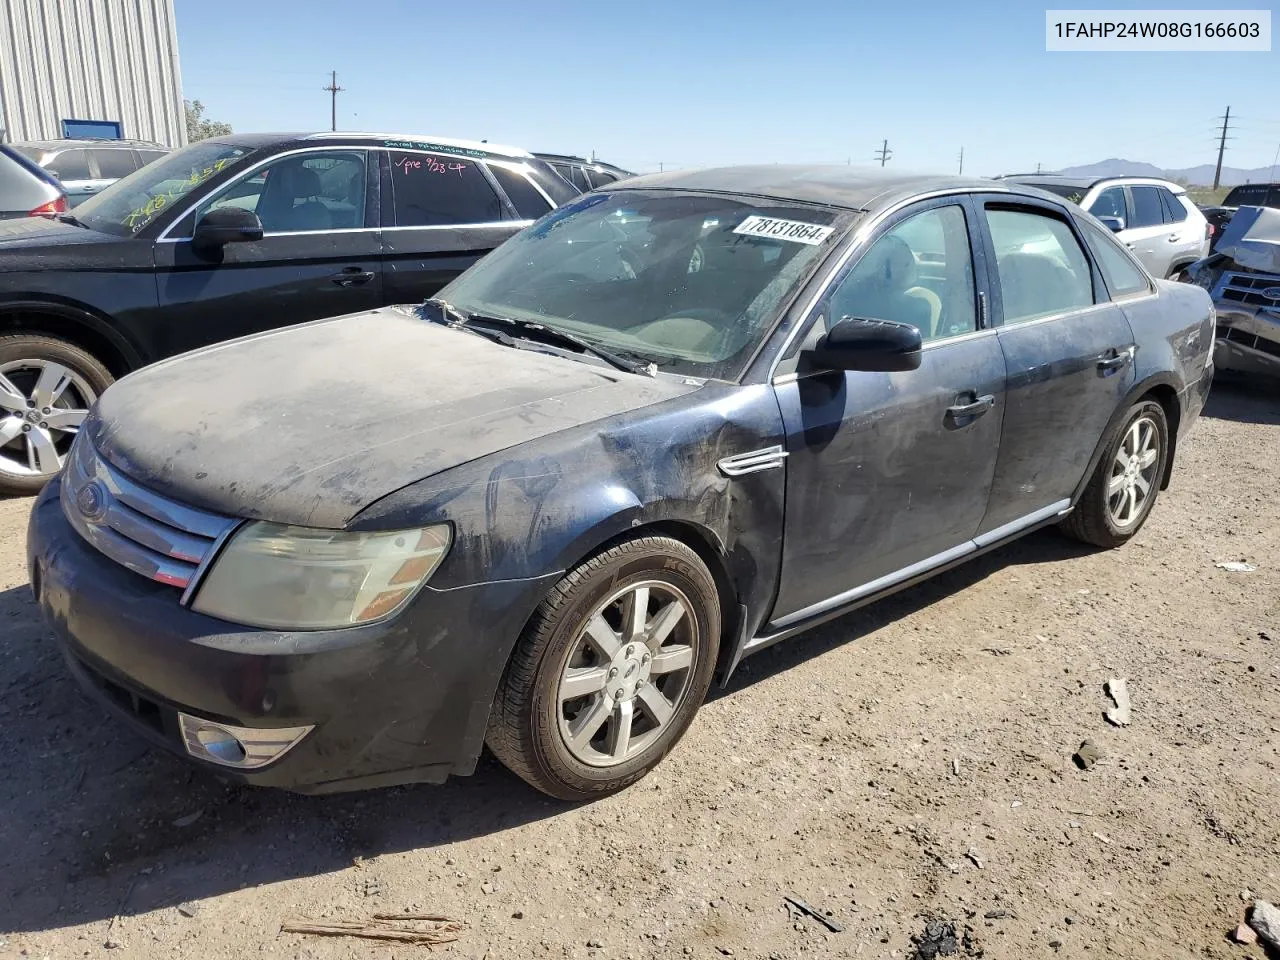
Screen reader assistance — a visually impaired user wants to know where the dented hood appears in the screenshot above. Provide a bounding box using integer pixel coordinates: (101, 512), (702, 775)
(1216, 205), (1280, 275)
(87, 308), (697, 527)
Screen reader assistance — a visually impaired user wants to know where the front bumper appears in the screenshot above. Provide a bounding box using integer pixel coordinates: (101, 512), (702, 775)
(27, 480), (558, 794)
(1211, 280), (1280, 378)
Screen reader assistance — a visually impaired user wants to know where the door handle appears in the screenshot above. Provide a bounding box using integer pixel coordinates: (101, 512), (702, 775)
(331, 267), (375, 287)
(1097, 346), (1135, 374)
(945, 394), (996, 421)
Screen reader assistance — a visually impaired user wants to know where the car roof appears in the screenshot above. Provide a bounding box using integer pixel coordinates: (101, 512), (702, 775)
(196, 132), (533, 159)
(1002, 173), (1188, 193)
(12, 138), (167, 152)
(610, 165), (1011, 212)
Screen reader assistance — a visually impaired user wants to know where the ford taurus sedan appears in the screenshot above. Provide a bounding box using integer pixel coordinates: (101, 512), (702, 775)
(28, 167), (1214, 800)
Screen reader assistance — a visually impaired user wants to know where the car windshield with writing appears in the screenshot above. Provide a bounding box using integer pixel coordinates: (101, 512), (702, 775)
(74, 140), (250, 236)
(438, 192), (845, 380)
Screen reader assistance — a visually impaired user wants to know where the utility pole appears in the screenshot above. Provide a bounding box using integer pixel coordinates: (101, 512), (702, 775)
(1213, 105), (1232, 189)
(874, 139), (892, 167)
(957, 147), (964, 175)
(324, 70), (344, 132)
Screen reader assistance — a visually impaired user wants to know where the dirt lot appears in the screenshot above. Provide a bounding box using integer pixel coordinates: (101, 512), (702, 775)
(0, 378), (1277, 960)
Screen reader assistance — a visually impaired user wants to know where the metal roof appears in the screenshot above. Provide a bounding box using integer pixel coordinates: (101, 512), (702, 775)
(610, 165), (1007, 211)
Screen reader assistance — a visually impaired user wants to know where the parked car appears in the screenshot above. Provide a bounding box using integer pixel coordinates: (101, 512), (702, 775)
(1186, 204), (1280, 378)
(9, 139), (169, 206)
(999, 175), (1210, 279)
(0, 132), (578, 494)
(534, 152), (632, 191)
(27, 167), (1214, 799)
(0, 145), (67, 218)
(1200, 182), (1280, 251)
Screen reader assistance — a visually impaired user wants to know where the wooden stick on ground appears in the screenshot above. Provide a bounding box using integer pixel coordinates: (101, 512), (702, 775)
(282, 914), (463, 947)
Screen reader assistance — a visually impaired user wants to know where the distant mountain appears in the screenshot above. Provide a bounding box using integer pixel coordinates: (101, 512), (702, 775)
(1049, 157), (1275, 187)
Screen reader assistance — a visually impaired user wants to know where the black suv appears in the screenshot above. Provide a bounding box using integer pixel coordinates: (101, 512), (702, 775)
(0, 132), (578, 494)
(1201, 182), (1280, 250)
(534, 153), (633, 192)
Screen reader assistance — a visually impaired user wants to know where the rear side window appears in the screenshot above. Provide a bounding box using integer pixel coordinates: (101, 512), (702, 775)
(985, 207), (1094, 324)
(47, 149), (91, 181)
(137, 150), (167, 166)
(588, 169), (619, 188)
(1157, 188), (1187, 223)
(553, 161), (591, 192)
(1129, 186), (1164, 228)
(389, 152), (503, 226)
(486, 164), (552, 219)
(92, 149), (137, 179)
(1080, 218), (1150, 298)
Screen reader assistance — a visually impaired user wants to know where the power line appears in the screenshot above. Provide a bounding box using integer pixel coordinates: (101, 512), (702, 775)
(874, 139), (892, 167)
(1213, 105), (1232, 189)
(323, 70), (344, 132)
(957, 146), (964, 175)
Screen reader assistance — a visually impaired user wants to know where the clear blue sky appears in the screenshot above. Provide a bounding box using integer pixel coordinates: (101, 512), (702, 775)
(176, 0), (1279, 177)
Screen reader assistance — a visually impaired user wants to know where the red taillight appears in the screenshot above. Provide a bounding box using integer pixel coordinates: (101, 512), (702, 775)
(29, 196), (68, 218)
(1206, 222), (1215, 239)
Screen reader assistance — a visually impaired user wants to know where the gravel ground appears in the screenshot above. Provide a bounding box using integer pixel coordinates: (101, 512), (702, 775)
(1, 377), (1277, 960)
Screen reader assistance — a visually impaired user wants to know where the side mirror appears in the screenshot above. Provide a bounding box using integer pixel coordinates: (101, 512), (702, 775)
(192, 206), (264, 248)
(803, 317), (923, 373)
(1096, 215), (1126, 233)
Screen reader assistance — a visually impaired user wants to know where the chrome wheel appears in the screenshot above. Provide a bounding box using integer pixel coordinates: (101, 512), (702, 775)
(0, 360), (94, 480)
(557, 580), (698, 768)
(1107, 415), (1159, 528)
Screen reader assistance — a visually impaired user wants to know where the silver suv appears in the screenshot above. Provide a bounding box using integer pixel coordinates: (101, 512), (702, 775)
(9, 139), (169, 206)
(1001, 175), (1210, 279)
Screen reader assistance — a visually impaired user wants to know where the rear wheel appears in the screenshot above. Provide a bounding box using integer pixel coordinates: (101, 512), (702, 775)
(0, 334), (113, 496)
(1061, 399), (1169, 548)
(487, 536), (721, 801)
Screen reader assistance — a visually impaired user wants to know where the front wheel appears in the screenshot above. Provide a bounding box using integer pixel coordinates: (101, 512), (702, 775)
(487, 536), (721, 801)
(0, 334), (113, 496)
(1061, 399), (1169, 548)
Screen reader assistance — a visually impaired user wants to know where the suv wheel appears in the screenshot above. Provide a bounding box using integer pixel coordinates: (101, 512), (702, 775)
(487, 535), (721, 800)
(0, 334), (113, 495)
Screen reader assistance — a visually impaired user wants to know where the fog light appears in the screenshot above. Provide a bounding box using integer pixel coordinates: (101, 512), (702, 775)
(179, 713), (313, 770)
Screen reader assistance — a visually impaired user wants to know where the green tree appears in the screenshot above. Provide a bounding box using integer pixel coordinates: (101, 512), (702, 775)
(184, 100), (233, 142)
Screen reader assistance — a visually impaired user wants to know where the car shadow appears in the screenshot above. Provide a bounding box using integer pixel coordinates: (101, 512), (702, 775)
(1205, 373), (1280, 426)
(717, 526), (1094, 697)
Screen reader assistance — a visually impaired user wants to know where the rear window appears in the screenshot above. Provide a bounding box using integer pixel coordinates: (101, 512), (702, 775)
(1224, 185), (1270, 207)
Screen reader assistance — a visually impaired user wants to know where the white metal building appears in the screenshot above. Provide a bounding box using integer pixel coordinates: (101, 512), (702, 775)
(0, 0), (186, 147)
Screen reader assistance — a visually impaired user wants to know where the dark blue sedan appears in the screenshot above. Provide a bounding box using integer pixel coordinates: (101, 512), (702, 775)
(28, 167), (1214, 799)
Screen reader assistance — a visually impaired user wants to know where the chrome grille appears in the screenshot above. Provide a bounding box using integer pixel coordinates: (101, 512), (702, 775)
(60, 435), (239, 592)
(1217, 271), (1280, 308)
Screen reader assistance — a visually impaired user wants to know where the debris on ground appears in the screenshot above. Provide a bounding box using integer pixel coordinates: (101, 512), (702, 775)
(1231, 923), (1258, 945)
(911, 918), (980, 959)
(1248, 900), (1280, 949)
(983, 909), (1016, 920)
(965, 848), (983, 869)
(1092, 832), (1113, 845)
(1104, 678), (1131, 727)
(951, 758), (961, 776)
(1215, 561), (1256, 573)
(176, 902), (199, 919)
(783, 894), (843, 933)
(1073, 740), (1101, 770)
(281, 914), (462, 946)
(171, 810), (203, 828)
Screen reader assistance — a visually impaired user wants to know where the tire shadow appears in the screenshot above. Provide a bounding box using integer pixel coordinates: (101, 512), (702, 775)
(1204, 373), (1280, 426)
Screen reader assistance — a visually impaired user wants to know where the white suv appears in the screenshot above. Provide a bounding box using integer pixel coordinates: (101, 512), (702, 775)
(1001, 175), (1211, 279)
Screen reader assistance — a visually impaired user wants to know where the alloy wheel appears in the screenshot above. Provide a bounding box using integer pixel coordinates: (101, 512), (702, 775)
(1107, 415), (1160, 528)
(0, 360), (94, 480)
(557, 580), (699, 768)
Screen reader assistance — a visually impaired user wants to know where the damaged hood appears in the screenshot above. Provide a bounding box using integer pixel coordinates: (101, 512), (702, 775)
(1216, 205), (1280, 275)
(87, 308), (698, 527)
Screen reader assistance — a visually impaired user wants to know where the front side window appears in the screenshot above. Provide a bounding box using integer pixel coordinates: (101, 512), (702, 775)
(439, 192), (846, 380)
(92, 149), (137, 179)
(986, 207), (1094, 324)
(47, 149), (91, 181)
(486, 163), (552, 219)
(825, 205), (976, 343)
(73, 140), (250, 236)
(1129, 186), (1165, 228)
(197, 151), (367, 233)
(1087, 187), (1127, 221)
(389, 152), (503, 226)
(1080, 219), (1150, 298)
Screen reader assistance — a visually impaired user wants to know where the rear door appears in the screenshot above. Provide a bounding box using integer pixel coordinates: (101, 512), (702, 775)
(380, 149), (524, 304)
(152, 148), (382, 358)
(1121, 185), (1175, 277)
(1158, 187), (1206, 267)
(973, 195), (1136, 534)
(45, 149), (104, 206)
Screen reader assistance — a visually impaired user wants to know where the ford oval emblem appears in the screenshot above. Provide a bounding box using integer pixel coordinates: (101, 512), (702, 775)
(76, 480), (109, 522)
(1262, 286), (1280, 301)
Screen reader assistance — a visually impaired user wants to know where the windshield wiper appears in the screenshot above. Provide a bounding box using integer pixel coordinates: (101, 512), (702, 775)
(464, 313), (655, 376)
(55, 213), (87, 228)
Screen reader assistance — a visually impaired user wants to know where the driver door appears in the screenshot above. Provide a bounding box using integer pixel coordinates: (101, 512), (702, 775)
(768, 197), (1006, 628)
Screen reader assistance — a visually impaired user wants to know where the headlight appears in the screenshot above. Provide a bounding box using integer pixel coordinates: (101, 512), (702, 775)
(191, 522), (451, 630)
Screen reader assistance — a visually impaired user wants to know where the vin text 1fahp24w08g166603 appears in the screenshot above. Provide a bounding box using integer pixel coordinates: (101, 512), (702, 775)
(28, 167), (1213, 799)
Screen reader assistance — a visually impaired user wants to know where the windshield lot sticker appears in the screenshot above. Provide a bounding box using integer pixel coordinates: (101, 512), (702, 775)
(733, 215), (834, 245)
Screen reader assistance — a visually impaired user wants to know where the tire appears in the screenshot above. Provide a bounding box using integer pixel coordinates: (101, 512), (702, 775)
(0, 334), (114, 496)
(1061, 399), (1170, 548)
(487, 535), (721, 801)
